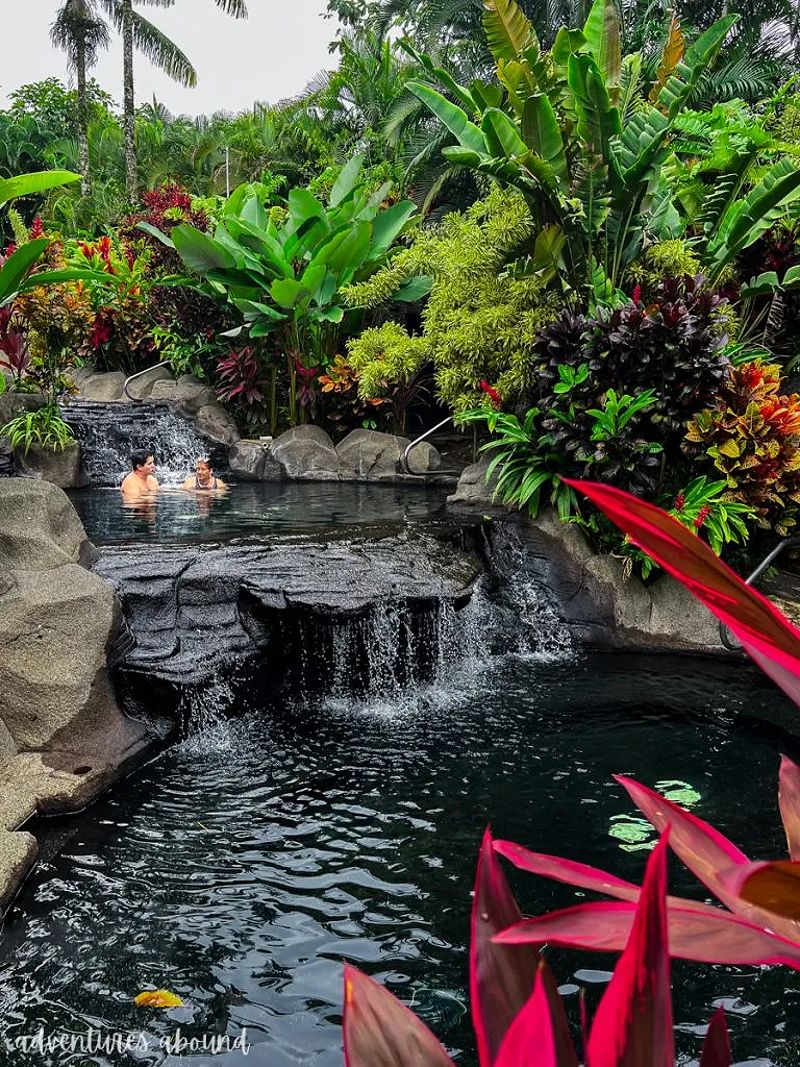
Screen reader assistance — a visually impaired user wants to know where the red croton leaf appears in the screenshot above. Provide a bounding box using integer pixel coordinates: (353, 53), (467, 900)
(562, 477), (800, 706)
(700, 1007), (731, 1067)
(585, 830), (674, 1067)
(471, 828), (539, 1066)
(780, 755), (800, 861)
(342, 965), (455, 1067)
(493, 960), (578, 1067)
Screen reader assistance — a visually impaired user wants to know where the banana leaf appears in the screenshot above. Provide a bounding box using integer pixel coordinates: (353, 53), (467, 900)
(482, 0), (537, 64)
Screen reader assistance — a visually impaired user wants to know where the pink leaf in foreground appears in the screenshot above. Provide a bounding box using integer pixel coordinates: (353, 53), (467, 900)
(563, 478), (800, 706)
(342, 965), (455, 1067)
(493, 960), (578, 1067)
(494, 900), (800, 968)
(494, 839), (720, 916)
(586, 830), (673, 1067)
(722, 860), (800, 925)
(471, 828), (539, 1066)
(615, 776), (749, 912)
(700, 1008), (731, 1067)
(780, 755), (800, 861)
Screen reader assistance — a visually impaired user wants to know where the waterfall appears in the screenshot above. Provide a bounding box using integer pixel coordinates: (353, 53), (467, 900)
(62, 399), (227, 487)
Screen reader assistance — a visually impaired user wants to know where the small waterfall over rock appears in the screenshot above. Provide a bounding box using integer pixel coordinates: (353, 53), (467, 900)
(62, 399), (227, 486)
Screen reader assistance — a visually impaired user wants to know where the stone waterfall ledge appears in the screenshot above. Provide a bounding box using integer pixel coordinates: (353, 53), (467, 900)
(0, 481), (156, 917)
(448, 458), (725, 655)
(93, 531), (484, 694)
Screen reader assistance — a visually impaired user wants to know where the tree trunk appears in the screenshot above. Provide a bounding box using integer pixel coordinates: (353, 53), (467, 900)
(122, 0), (137, 201)
(76, 41), (90, 196)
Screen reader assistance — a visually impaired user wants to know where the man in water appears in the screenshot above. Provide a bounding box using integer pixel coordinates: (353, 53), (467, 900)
(121, 449), (159, 498)
(182, 457), (227, 492)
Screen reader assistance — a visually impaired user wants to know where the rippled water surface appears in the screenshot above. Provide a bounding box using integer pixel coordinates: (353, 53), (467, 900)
(68, 483), (452, 545)
(1, 654), (799, 1066)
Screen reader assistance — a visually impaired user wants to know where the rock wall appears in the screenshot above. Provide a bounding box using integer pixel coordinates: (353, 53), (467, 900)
(0, 481), (154, 915)
(449, 459), (725, 655)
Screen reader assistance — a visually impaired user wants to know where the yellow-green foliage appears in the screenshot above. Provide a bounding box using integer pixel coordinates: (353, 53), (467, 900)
(7, 208), (29, 247)
(778, 94), (800, 145)
(628, 239), (701, 284)
(345, 188), (557, 411)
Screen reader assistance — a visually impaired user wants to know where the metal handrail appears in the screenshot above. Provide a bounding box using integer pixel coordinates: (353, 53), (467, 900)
(401, 416), (453, 475)
(123, 360), (171, 402)
(719, 535), (800, 651)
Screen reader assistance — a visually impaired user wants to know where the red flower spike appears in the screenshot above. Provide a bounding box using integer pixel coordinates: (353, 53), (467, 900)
(780, 755), (800, 861)
(341, 964), (455, 1067)
(585, 829), (674, 1067)
(479, 380), (502, 410)
(632, 284), (642, 306)
(493, 960), (578, 1067)
(700, 1007), (731, 1067)
(471, 829), (539, 1066)
(562, 478), (800, 706)
(29, 216), (44, 239)
(673, 493), (685, 511)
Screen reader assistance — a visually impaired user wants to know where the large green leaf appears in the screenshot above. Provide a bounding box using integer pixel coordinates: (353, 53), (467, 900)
(710, 160), (800, 271)
(0, 170), (80, 207)
(552, 28), (587, 66)
(482, 0), (537, 63)
(18, 267), (119, 292)
(583, 0), (621, 89)
(136, 221), (176, 249)
(521, 95), (567, 184)
(172, 225), (237, 275)
(241, 193), (268, 231)
(657, 14), (738, 118)
(315, 220), (373, 284)
(0, 239), (49, 305)
(482, 108), (528, 158)
(288, 188), (326, 230)
(407, 82), (488, 155)
(269, 277), (311, 309)
(330, 155), (365, 208)
(568, 53), (621, 160)
(369, 202), (417, 261)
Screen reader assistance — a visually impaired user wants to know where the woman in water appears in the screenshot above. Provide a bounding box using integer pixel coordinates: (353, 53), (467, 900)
(182, 457), (227, 492)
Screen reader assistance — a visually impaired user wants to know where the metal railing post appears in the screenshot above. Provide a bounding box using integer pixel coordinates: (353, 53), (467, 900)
(122, 360), (172, 403)
(401, 416), (453, 475)
(719, 535), (800, 650)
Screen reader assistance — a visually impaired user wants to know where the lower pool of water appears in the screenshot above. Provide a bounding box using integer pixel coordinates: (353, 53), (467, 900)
(68, 483), (453, 545)
(0, 652), (798, 1065)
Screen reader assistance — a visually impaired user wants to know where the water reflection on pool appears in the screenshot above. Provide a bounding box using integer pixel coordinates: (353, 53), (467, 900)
(69, 482), (453, 545)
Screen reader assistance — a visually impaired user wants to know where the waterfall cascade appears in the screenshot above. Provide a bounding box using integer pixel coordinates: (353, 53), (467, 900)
(62, 399), (227, 486)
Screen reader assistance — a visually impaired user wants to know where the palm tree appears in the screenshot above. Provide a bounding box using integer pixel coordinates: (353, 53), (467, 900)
(97, 0), (248, 199)
(50, 0), (110, 194)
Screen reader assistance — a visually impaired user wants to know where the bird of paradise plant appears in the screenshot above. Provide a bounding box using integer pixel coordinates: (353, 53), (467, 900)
(340, 476), (800, 1065)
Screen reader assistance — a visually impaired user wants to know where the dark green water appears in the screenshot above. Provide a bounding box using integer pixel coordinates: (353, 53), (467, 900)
(0, 653), (799, 1066)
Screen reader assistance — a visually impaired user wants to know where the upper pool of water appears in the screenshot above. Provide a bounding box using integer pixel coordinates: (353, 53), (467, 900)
(68, 483), (453, 544)
(0, 653), (798, 1066)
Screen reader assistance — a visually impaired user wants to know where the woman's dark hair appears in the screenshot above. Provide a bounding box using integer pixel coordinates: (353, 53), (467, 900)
(130, 449), (154, 470)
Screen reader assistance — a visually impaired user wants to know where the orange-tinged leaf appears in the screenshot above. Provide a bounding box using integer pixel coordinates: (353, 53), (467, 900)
(780, 755), (800, 860)
(736, 860), (800, 922)
(650, 14), (685, 104)
(342, 964), (456, 1067)
(134, 989), (184, 1008)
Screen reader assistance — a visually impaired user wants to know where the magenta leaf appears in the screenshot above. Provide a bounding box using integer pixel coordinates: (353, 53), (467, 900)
(493, 840), (642, 902)
(563, 477), (800, 706)
(494, 900), (800, 968)
(700, 1007), (731, 1067)
(493, 960), (578, 1067)
(585, 831), (673, 1067)
(780, 756), (800, 861)
(471, 828), (539, 1065)
(342, 964), (455, 1067)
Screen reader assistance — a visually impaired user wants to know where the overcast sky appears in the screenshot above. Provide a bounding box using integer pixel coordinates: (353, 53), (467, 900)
(1, 1), (340, 116)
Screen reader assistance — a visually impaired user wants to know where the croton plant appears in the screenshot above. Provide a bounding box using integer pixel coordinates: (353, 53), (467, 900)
(340, 478), (800, 1065)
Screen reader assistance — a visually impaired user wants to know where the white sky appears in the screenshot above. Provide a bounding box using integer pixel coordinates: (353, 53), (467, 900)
(0, 1), (340, 116)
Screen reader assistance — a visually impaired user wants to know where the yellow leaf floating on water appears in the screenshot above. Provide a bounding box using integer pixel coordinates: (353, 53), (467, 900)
(134, 989), (184, 1009)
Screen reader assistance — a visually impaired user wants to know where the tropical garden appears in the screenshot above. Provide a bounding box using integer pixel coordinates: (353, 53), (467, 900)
(5, 0), (800, 1063)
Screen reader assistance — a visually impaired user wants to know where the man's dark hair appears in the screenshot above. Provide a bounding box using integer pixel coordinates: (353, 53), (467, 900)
(130, 449), (154, 471)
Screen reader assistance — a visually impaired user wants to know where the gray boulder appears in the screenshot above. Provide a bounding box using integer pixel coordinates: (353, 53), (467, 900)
(81, 372), (126, 402)
(195, 403), (241, 447)
(336, 429), (411, 480)
(269, 425), (340, 481)
(228, 439), (285, 481)
(173, 375), (216, 416)
(0, 392), (46, 424)
(404, 439), (442, 475)
(149, 379), (178, 404)
(0, 480), (153, 910)
(447, 457), (500, 509)
(124, 365), (173, 402)
(14, 441), (86, 489)
(69, 365), (97, 390)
